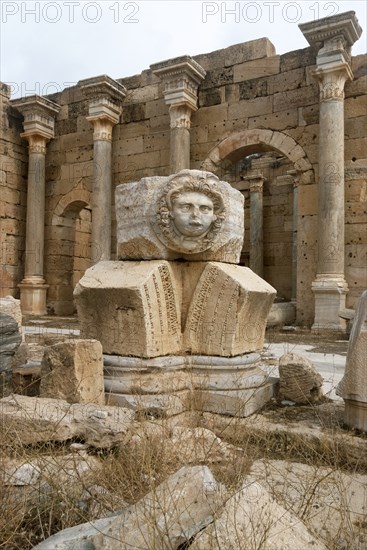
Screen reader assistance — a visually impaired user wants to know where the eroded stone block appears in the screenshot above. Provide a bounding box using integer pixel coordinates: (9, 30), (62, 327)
(74, 261), (182, 358)
(40, 339), (105, 405)
(184, 263), (276, 356)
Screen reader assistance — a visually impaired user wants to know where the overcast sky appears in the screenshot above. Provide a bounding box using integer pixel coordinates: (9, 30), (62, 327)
(1, 0), (366, 98)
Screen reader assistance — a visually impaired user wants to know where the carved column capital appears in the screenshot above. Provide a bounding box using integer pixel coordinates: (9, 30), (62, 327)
(80, 75), (126, 141)
(25, 133), (50, 154)
(169, 103), (195, 129)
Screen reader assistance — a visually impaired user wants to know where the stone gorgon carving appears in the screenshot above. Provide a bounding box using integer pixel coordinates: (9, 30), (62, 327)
(155, 172), (226, 254)
(116, 169), (244, 263)
(75, 169), (276, 417)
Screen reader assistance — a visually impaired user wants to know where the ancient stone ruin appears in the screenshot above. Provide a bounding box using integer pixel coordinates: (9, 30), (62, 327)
(337, 290), (367, 432)
(75, 169), (276, 416)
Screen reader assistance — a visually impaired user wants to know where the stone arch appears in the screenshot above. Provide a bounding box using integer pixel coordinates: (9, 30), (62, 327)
(46, 189), (92, 315)
(201, 129), (315, 324)
(53, 188), (92, 221)
(202, 129), (314, 184)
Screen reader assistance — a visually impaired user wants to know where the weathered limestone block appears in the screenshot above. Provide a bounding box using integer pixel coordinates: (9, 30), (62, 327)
(33, 465), (225, 550)
(0, 312), (21, 396)
(92, 465), (224, 549)
(74, 261), (182, 358)
(184, 263), (276, 355)
(75, 261), (276, 358)
(190, 478), (327, 550)
(115, 169), (244, 263)
(337, 290), (367, 432)
(0, 296), (22, 332)
(250, 459), (367, 549)
(39, 339), (104, 405)
(279, 352), (324, 404)
(0, 394), (134, 448)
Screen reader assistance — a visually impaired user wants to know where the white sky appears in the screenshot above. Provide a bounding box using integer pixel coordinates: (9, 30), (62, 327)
(1, 1), (366, 98)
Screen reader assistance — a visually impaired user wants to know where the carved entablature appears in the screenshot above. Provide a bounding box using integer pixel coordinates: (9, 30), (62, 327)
(115, 169), (244, 263)
(12, 95), (60, 144)
(152, 56), (206, 112)
(299, 10), (362, 51)
(79, 75), (126, 139)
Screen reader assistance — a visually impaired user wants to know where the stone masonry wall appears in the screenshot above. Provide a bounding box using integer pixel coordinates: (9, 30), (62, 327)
(0, 84), (27, 297)
(0, 37), (366, 323)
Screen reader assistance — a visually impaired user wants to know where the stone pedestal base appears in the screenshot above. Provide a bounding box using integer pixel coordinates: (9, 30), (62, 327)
(311, 275), (348, 331)
(103, 354), (276, 417)
(18, 277), (49, 316)
(344, 400), (367, 433)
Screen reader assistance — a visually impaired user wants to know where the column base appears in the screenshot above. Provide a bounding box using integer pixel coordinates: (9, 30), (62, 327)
(104, 354), (276, 418)
(311, 275), (348, 331)
(344, 400), (367, 433)
(18, 277), (49, 316)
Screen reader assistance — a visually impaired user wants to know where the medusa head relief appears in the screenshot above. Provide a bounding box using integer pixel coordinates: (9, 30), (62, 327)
(154, 172), (226, 254)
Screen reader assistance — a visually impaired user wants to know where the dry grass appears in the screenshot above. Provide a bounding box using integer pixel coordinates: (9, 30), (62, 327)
(0, 394), (366, 549)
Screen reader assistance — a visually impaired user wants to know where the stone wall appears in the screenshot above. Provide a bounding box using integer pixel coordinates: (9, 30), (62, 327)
(0, 34), (366, 324)
(0, 84), (27, 297)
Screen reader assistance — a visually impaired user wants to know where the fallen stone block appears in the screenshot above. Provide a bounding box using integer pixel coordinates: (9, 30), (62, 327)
(34, 465), (226, 550)
(39, 339), (105, 405)
(0, 394), (134, 448)
(190, 478), (328, 549)
(279, 352), (324, 404)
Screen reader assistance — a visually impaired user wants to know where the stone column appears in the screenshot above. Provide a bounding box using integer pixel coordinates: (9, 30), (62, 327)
(80, 76), (126, 262)
(249, 176), (265, 277)
(287, 170), (300, 303)
(240, 175), (265, 277)
(152, 57), (206, 173)
(12, 96), (60, 315)
(300, 12), (362, 330)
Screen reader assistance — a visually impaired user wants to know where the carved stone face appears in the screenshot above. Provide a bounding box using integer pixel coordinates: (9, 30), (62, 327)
(171, 191), (216, 238)
(154, 171), (227, 254)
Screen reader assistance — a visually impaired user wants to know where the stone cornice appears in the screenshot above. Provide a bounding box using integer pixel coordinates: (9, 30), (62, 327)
(79, 74), (127, 104)
(152, 56), (206, 110)
(299, 11), (362, 50)
(12, 95), (60, 141)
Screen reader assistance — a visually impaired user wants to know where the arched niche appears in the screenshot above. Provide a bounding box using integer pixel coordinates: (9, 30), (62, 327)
(46, 189), (92, 315)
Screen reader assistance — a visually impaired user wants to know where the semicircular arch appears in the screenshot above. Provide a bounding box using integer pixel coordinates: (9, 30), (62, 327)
(201, 129), (314, 183)
(53, 189), (91, 223)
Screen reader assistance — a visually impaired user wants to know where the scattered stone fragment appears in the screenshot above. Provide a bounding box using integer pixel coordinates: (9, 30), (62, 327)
(0, 312), (21, 396)
(39, 339), (105, 405)
(0, 394), (134, 448)
(33, 465), (226, 550)
(189, 478), (328, 549)
(279, 352), (324, 404)
(0, 296), (23, 335)
(250, 459), (367, 550)
(337, 289), (367, 432)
